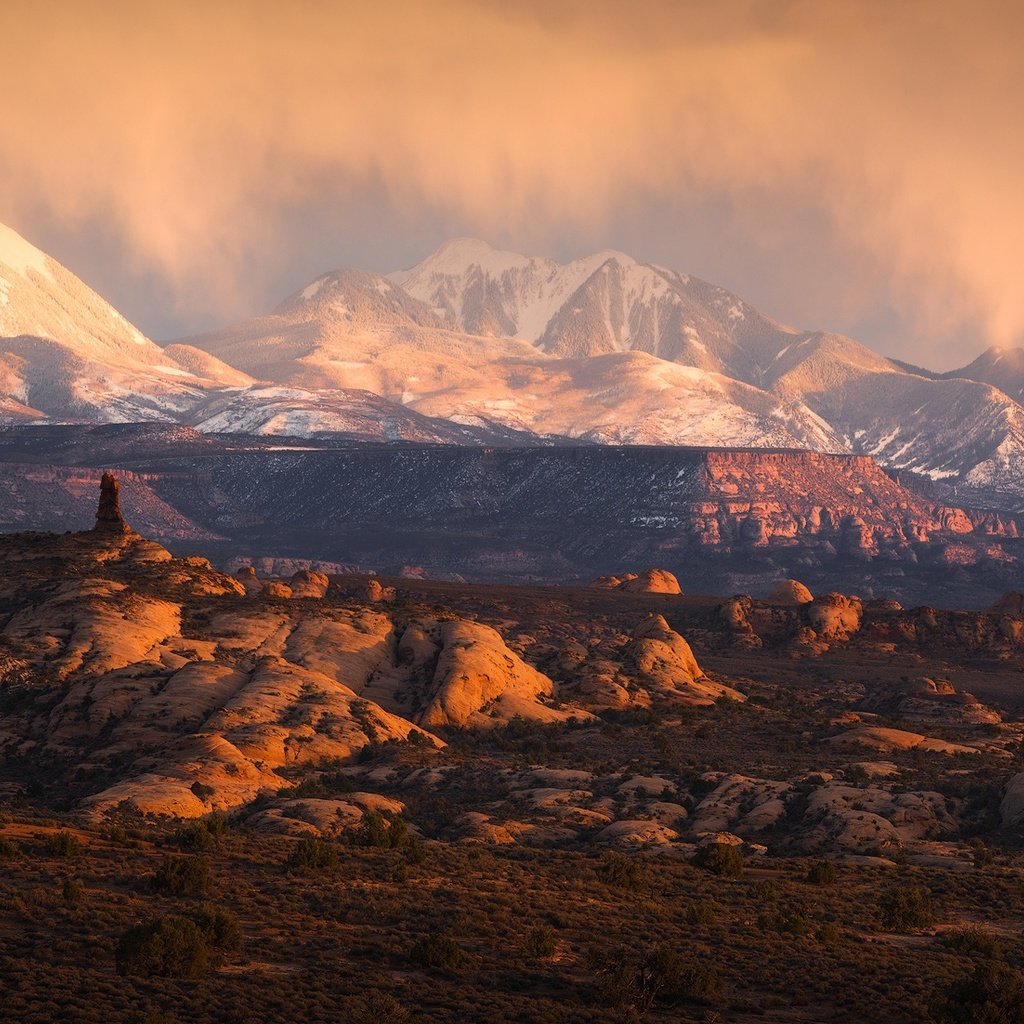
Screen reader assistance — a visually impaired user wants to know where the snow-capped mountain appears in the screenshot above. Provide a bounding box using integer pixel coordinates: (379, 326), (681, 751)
(0, 222), (247, 421)
(390, 239), (1024, 495)
(184, 259), (843, 450)
(759, 331), (1024, 490)
(0, 225), (519, 443)
(949, 346), (1024, 402)
(6, 223), (1024, 504)
(389, 237), (800, 379)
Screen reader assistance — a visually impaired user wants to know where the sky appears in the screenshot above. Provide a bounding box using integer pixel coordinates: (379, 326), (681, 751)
(1, 0), (1022, 368)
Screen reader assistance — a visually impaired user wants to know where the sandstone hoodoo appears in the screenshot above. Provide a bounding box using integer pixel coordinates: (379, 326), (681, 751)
(93, 470), (130, 534)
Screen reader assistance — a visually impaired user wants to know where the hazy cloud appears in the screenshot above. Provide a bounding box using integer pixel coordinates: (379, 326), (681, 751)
(1, 0), (1022, 365)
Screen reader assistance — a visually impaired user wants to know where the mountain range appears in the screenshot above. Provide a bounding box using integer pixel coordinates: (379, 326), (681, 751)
(3, 222), (1024, 504)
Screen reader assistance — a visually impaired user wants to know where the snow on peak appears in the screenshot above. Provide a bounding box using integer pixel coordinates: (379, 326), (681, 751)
(301, 276), (328, 301)
(395, 237), (538, 283)
(0, 222), (54, 282)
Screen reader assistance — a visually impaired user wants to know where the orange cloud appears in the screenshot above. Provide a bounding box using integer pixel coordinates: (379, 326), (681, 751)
(2, 0), (1022, 352)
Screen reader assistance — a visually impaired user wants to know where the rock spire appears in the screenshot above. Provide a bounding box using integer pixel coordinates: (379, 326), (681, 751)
(94, 471), (130, 533)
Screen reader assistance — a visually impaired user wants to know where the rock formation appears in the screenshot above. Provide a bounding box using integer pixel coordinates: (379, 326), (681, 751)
(93, 470), (130, 533)
(591, 569), (682, 594)
(768, 579), (814, 604)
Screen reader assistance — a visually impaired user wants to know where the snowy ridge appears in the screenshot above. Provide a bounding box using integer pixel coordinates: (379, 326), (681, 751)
(4, 222), (1024, 503)
(0, 223), (250, 422)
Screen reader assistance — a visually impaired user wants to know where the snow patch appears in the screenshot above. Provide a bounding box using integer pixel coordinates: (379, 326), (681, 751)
(301, 277), (328, 301)
(0, 223), (53, 282)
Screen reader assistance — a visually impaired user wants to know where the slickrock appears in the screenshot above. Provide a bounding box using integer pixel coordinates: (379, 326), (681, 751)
(858, 677), (1002, 727)
(359, 578), (396, 602)
(832, 725), (981, 756)
(83, 733), (283, 818)
(618, 569), (682, 594)
(592, 570), (682, 594)
(595, 820), (680, 846)
(453, 812), (519, 844)
(797, 784), (957, 854)
(999, 773), (1024, 829)
(806, 593), (863, 642)
(717, 595), (763, 648)
(3, 579), (182, 681)
(418, 619), (582, 728)
(768, 579), (814, 604)
(688, 775), (790, 836)
(244, 793), (405, 837)
(288, 569), (330, 598)
(626, 614), (745, 705)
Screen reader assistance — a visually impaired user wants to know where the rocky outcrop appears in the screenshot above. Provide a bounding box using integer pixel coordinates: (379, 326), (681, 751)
(768, 579), (813, 605)
(591, 569), (681, 594)
(806, 593), (863, 642)
(858, 677), (1002, 727)
(288, 570), (330, 598)
(93, 470), (130, 534)
(831, 725), (982, 756)
(1000, 773), (1024, 829)
(625, 614), (744, 705)
(620, 570), (682, 594)
(418, 620), (580, 728)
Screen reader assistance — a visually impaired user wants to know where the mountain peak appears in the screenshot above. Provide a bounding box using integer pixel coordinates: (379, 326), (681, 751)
(0, 221), (54, 288)
(393, 237), (542, 285)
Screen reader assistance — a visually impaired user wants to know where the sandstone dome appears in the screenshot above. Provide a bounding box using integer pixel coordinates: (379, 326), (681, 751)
(618, 569), (682, 595)
(768, 579), (814, 605)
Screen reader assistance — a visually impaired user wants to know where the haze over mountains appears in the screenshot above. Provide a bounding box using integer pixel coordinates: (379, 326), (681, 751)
(3, 222), (1024, 503)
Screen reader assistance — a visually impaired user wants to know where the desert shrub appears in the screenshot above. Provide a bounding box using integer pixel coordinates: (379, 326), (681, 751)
(45, 831), (81, 858)
(287, 836), (339, 873)
(124, 1010), (174, 1024)
(593, 946), (724, 1010)
(353, 811), (410, 850)
(598, 851), (645, 890)
(932, 962), (1024, 1023)
(942, 926), (1002, 960)
(115, 915), (208, 979)
(151, 855), (212, 896)
(524, 925), (557, 959)
(685, 900), (719, 927)
(349, 992), (411, 1024)
(195, 904), (244, 953)
(878, 886), (933, 932)
(409, 933), (463, 971)
(172, 822), (214, 852)
(691, 842), (743, 878)
(758, 908), (812, 936)
(102, 823), (128, 843)
(404, 837), (426, 865)
(970, 838), (995, 870)
(62, 877), (84, 905)
(806, 859), (838, 884)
